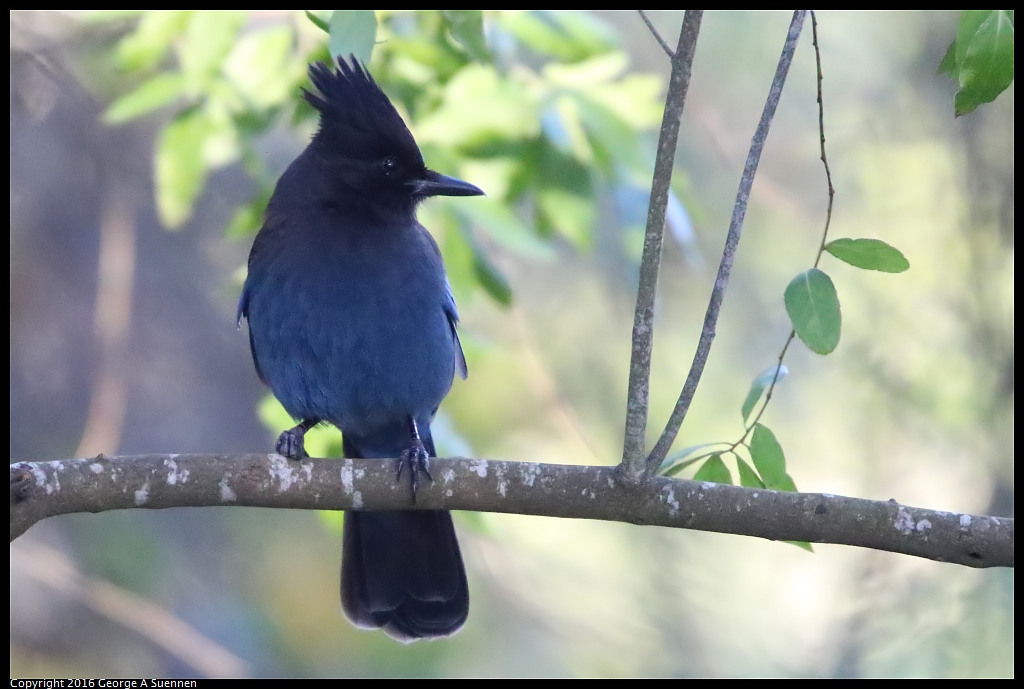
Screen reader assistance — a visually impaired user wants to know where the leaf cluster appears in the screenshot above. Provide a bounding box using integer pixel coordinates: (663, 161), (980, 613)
(89, 10), (668, 306)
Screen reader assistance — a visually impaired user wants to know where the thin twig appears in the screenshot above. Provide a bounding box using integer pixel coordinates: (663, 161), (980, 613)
(646, 10), (808, 472)
(744, 11), (835, 436)
(638, 10), (674, 58)
(810, 10), (835, 268)
(621, 10), (703, 476)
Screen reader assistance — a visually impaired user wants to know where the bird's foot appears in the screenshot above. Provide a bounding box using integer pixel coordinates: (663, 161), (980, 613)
(276, 420), (316, 459)
(396, 439), (432, 501)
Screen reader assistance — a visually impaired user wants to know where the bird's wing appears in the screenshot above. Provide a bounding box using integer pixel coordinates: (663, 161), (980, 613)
(235, 283), (249, 328)
(444, 277), (468, 380)
(236, 280), (268, 386)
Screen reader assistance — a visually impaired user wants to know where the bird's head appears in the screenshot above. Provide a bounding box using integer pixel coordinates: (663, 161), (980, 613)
(303, 56), (483, 207)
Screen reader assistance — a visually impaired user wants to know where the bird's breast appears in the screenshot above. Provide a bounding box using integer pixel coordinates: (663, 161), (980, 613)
(244, 228), (456, 435)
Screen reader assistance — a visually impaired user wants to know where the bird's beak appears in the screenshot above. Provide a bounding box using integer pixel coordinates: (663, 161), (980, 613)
(409, 170), (484, 198)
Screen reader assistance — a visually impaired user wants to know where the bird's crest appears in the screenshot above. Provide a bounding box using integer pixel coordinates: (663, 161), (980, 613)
(303, 55), (419, 159)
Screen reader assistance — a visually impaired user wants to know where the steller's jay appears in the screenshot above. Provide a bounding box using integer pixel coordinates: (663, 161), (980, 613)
(237, 56), (482, 642)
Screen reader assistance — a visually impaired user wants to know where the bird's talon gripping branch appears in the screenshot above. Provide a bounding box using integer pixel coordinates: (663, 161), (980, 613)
(397, 418), (433, 499)
(275, 419), (318, 459)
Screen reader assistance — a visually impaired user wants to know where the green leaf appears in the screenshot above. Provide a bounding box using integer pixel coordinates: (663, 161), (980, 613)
(785, 540), (815, 553)
(459, 227), (513, 306)
(955, 12), (993, 68)
(304, 10), (330, 33)
(824, 238), (910, 273)
(452, 200), (558, 261)
(416, 65), (538, 147)
(572, 92), (649, 174)
(544, 95), (595, 164)
(953, 10), (1015, 116)
(660, 459), (698, 478)
(735, 457), (765, 489)
(773, 472), (799, 493)
(693, 455), (732, 485)
(544, 54), (663, 132)
(749, 424), (787, 489)
(741, 364), (788, 423)
(785, 268), (841, 355)
(664, 443), (725, 464)
(328, 10), (378, 64)
(180, 11), (246, 89)
(103, 72), (185, 124)
(155, 107), (207, 228)
(535, 142), (592, 197)
(223, 26), (299, 109)
(937, 40), (956, 76)
(114, 10), (191, 72)
(536, 186), (596, 249)
(500, 10), (617, 62)
(438, 213), (475, 305)
(442, 10), (490, 61)
(473, 250), (513, 306)
(658, 443), (727, 477)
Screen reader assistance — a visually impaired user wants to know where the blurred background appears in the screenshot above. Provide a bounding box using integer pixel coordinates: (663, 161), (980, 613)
(10, 10), (1013, 678)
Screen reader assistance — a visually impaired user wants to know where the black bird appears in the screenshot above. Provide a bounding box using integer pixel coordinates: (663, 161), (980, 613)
(237, 56), (482, 642)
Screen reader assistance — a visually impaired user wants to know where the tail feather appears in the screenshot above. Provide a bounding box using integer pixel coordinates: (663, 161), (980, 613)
(340, 434), (468, 642)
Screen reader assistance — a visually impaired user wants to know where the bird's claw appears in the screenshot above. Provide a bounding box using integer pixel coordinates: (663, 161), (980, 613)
(397, 440), (432, 501)
(276, 427), (309, 460)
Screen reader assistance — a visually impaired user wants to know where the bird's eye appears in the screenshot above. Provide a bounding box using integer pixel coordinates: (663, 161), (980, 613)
(380, 156), (398, 176)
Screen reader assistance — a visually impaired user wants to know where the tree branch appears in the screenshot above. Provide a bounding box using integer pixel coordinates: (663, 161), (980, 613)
(622, 10), (703, 475)
(638, 10), (675, 58)
(11, 455), (1014, 569)
(646, 10), (808, 471)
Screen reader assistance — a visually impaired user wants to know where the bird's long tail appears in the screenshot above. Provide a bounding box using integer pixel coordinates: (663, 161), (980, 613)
(340, 433), (468, 642)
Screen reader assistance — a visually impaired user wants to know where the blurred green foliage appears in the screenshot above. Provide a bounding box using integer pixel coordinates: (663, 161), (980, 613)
(89, 9), (666, 309)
